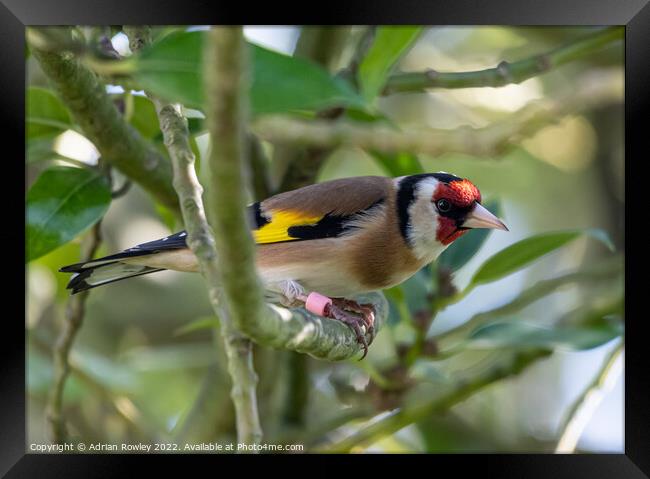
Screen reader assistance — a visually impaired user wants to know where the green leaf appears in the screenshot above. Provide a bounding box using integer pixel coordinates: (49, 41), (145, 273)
(132, 31), (364, 114)
(250, 45), (363, 114)
(468, 229), (614, 290)
(467, 317), (622, 351)
(26, 167), (111, 262)
(27, 87), (73, 139)
(439, 200), (501, 272)
(27, 137), (57, 163)
(128, 94), (161, 139)
(358, 27), (422, 102)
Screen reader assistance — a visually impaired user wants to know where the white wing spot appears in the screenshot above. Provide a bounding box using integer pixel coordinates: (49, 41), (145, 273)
(179, 232), (187, 237)
(162, 237), (168, 241)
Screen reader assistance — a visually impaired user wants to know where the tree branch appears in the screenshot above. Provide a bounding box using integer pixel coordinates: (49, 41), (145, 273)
(384, 27), (623, 94)
(252, 70), (622, 160)
(318, 349), (551, 452)
(203, 27), (266, 446)
(29, 27), (179, 211)
(47, 221), (102, 443)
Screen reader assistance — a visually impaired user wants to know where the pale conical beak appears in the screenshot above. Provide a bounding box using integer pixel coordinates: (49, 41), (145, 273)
(462, 203), (509, 231)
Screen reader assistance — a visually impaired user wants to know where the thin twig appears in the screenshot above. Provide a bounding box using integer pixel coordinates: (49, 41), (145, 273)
(384, 27), (623, 94)
(28, 27), (178, 211)
(253, 70), (622, 160)
(31, 333), (157, 440)
(125, 25), (263, 447)
(318, 349), (551, 452)
(435, 255), (623, 351)
(555, 342), (623, 453)
(47, 221), (102, 443)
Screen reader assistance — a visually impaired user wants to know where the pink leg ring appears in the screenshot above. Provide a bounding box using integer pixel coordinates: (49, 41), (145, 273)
(305, 292), (333, 316)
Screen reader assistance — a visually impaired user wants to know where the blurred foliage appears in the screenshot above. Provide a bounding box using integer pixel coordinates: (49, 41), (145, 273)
(128, 30), (364, 113)
(26, 25), (624, 453)
(26, 167), (111, 261)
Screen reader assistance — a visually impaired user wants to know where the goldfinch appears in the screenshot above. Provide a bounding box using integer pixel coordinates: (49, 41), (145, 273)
(61, 173), (507, 355)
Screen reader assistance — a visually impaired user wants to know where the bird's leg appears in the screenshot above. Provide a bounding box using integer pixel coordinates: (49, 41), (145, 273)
(331, 298), (376, 344)
(277, 280), (308, 308)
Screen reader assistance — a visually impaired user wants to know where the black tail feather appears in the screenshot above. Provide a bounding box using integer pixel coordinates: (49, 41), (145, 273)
(59, 230), (189, 294)
(64, 262), (165, 294)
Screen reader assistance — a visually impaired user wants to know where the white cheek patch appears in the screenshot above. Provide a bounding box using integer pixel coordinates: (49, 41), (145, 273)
(407, 178), (447, 262)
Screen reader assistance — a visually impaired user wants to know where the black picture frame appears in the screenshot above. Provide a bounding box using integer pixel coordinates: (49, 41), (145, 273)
(4, 0), (648, 476)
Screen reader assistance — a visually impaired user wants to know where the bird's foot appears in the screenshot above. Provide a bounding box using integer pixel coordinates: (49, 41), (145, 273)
(332, 298), (376, 345)
(323, 302), (371, 359)
(301, 292), (375, 359)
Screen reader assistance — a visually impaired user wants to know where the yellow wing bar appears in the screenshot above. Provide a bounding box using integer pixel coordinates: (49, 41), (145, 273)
(253, 210), (322, 244)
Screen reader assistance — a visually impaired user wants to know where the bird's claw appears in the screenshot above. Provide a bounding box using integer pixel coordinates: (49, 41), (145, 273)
(324, 303), (369, 359)
(327, 299), (377, 360)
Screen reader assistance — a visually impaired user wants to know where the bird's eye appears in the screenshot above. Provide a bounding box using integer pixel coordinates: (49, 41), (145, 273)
(436, 199), (452, 213)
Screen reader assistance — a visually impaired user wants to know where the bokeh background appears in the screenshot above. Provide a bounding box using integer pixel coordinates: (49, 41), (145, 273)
(26, 26), (624, 452)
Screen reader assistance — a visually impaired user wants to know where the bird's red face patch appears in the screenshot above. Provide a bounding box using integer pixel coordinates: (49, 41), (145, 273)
(433, 179), (482, 245)
(432, 179), (482, 207)
(436, 218), (468, 245)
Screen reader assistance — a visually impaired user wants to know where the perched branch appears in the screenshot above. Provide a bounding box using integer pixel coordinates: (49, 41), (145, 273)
(253, 70), (622, 160)
(47, 221), (102, 443)
(319, 349), (551, 452)
(29, 27), (178, 210)
(384, 27), (623, 94)
(555, 342), (623, 453)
